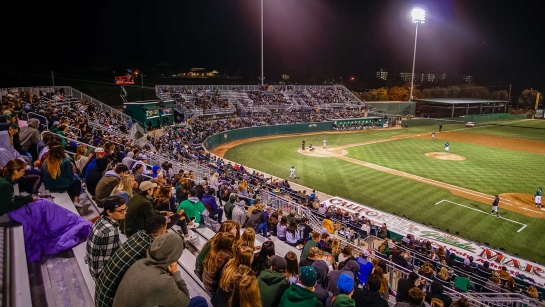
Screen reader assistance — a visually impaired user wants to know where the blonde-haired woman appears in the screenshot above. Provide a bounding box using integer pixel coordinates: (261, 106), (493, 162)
(213, 246), (255, 307)
(111, 174), (136, 203)
(75, 144), (90, 174)
(238, 179), (248, 196)
(237, 228), (257, 251)
(41, 141), (82, 206)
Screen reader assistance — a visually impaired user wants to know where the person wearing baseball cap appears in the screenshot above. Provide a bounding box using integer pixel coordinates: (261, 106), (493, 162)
(82, 147), (107, 180)
(279, 266), (322, 307)
(121, 181), (168, 237)
(258, 255), (290, 307)
(357, 249), (373, 286)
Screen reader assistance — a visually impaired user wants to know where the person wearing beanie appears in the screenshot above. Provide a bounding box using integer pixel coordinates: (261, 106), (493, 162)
(279, 266), (322, 307)
(95, 216), (167, 307)
(258, 255), (290, 307)
(113, 232), (207, 307)
(18, 118), (40, 158)
(223, 193), (236, 220)
(326, 272), (356, 307)
(327, 260), (360, 296)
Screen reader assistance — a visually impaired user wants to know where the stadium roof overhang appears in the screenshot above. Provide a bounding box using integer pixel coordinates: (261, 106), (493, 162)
(415, 98), (508, 105)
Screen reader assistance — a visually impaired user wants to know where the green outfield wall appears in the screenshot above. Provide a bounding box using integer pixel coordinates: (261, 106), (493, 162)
(204, 122), (334, 151)
(402, 113), (528, 127)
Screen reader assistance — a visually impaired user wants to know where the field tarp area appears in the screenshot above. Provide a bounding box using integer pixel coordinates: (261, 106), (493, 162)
(402, 113), (528, 127)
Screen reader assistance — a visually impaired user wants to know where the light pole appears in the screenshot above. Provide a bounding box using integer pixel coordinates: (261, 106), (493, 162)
(409, 8), (425, 101)
(261, 0), (264, 85)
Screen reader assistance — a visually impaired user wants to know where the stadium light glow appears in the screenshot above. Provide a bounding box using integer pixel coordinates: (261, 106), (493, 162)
(411, 8), (426, 23)
(409, 8), (425, 101)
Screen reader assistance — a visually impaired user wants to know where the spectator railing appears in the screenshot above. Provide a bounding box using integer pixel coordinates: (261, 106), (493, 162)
(257, 190), (534, 307)
(26, 112), (49, 129)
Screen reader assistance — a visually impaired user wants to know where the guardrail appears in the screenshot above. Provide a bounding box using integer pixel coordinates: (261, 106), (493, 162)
(258, 190), (538, 307)
(26, 112), (49, 129)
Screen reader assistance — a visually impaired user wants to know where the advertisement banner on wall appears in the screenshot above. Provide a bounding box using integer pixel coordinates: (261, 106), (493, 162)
(322, 196), (545, 283)
(535, 109), (544, 119)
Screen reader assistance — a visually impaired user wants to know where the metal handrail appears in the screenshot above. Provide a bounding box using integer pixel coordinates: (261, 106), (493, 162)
(26, 112), (49, 129)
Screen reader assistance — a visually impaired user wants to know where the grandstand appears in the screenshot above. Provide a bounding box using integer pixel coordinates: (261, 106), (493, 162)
(1, 85), (542, 307)
(156, 84), (365, 121)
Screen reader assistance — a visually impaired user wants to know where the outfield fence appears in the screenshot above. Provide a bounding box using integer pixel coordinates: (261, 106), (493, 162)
(203, 122), (334, 151)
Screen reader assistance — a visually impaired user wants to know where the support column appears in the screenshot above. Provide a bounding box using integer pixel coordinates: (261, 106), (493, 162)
(452, 104), (455, 118)
(492, 103), (495, 114)
(466, 103), (469, 115)
(504, 101), (508, 113)
(480, 103), (483, 114)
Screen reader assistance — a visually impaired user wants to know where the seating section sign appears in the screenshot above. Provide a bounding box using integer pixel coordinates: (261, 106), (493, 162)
(323, 197), (545, 284)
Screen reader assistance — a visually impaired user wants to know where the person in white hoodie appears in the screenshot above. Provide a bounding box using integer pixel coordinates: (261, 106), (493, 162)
(95, 164), (129, 207)
(122, 151), (135, 169)
(208, 172), (222, 205)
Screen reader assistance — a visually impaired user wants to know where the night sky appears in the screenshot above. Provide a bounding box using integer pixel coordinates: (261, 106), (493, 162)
(2, 0), (544, 86)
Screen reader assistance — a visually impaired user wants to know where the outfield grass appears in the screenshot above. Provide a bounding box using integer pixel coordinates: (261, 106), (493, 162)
(223, 123), (545, 263)
(461, 119), (545, 142)
(346, 138), (545, 194)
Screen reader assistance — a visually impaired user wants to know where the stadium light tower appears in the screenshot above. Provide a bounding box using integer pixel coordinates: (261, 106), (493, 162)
(261, 0), (264, 85)
(409, 8), (425, 101)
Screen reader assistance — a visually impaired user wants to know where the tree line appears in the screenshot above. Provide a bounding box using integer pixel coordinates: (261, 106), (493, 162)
(357, 84), (543, 109)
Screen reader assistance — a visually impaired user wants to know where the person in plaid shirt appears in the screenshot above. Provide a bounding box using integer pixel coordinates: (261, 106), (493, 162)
(94, 215), (167, 307)
(86, 196), (127, 281)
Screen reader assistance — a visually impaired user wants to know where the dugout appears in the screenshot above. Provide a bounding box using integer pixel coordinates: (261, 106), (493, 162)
(123, 100), (176, 128)
(414, 98), (508, 118)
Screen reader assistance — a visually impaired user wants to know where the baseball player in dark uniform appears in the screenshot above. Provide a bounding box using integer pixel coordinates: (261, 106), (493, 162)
(302, 139), (305, 150)
(491, 194), (500, 217)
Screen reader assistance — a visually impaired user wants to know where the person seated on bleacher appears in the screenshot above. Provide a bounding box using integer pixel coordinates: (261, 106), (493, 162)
(41, 141), (83, 207)
(82, 147), (107, 181)
(213, 246), (255, 307)
(396, 272), (424, 303)
(394, 287), (426, 307)
(177, 188), (207, 228)
(121, 151), (135, 169)
(523, 285), (539, 300)
(86, 196), (127, 282)
(425, 281), (452, 307)
(202, 232), (237, 295)
(95, 163), (129, 207)
(0, 125), (43, 195)
(484, 274), (502, 293)
(322, 215), (335, 234)
(0, 159), (38, 216)
(202, 187), (223, 224)
(223, 193), (236, 220)
(74, 144), (90, 174)
(252, 240), (276, 278)
(453, 273), (475, 293)
(256, 255), (290, 307)
(18, 118), (41, 161)
(111, 174), (137, 204)
(95, 216), (167, 307)
(132, 163), (145, 185)
(113, 232), (208, 307)
(231, 195), (248, 227)
(86, 157), (110, 199)
(122, 181), (170, 237)
(248, 204), (269, 238)
(278, 266), (323, 307)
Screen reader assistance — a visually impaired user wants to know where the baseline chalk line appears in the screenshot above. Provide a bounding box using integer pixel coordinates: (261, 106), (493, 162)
(435, 199), (528, 233)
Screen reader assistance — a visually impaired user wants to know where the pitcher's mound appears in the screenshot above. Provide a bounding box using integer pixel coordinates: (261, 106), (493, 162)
(425, 152), (466, 161)
(298, 147), (348, 157)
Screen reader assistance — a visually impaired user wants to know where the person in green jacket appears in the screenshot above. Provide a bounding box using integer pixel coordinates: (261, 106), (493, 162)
(0, 159), (36, 216)
(223, 193), (236, 220)
(258, 256), (290, 307)
(177, 189), (206, 225)
(122, 181), (172, 237)
(279, 266), (322, 307)
(301, 231), (320, 260)
(453, 274), (475, 293)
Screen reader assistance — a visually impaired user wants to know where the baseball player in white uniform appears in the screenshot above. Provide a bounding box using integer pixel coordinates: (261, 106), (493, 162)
(289, 166), (297, 179)
(323, 139), (327, 149)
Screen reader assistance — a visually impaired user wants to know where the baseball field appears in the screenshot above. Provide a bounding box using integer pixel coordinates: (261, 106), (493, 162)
(215, 119), (545, 263)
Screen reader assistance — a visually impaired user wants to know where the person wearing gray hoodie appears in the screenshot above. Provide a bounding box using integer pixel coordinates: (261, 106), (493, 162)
(122, 151), (135, 169)
(112, 232), (208, 307)
(18, 118), (41, 159)
(95, 164), (129, 207)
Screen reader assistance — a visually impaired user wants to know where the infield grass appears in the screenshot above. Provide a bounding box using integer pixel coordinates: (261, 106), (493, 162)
(223, 121), (545, 263)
